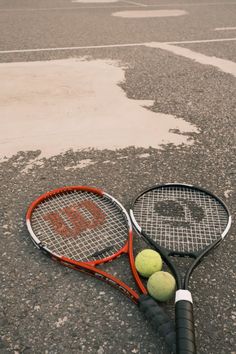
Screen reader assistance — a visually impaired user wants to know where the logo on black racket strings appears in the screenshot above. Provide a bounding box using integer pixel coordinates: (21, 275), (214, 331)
(154, 199), (205, 228)
(43, 200), (106, 237)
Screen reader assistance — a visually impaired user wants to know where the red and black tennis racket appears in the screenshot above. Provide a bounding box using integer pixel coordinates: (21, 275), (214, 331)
(26, 186), (176, 353)
(130, 183), (231, 354)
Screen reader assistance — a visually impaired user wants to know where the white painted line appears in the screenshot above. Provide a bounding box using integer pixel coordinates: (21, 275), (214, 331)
(0, 43), (144, 54)
(1, 38), (236, 54)
(121, 0), (147, 7)
(0, 6), (136, 12)
(215, 27), (236, 31)
(0, 2), (235, 11)
(147, 1), (236, 5)
(72, 0), (118, 2)
(167, 37), (236, 44)
(112, 9), (187, 18)
(146, 42), (236, 77)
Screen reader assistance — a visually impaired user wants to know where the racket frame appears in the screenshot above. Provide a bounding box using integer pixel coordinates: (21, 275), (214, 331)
(130, 182), (231, 288)
(130, 183), (232, 353)
(26, 185), (147, 303)
(26, 185), (178, 353)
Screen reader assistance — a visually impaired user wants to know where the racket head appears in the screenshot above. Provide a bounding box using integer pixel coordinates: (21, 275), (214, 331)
(26, 186), (132, 265)
(26, 185), (178, 347)
(130, 183), (231, 257)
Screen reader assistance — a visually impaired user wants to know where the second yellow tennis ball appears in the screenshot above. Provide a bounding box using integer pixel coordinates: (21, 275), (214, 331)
(147, 271), (176, 302)
(135, 249), (162, 278)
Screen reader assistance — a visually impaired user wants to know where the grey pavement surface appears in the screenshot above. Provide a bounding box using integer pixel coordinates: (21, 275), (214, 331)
(0, 1), (236, 354)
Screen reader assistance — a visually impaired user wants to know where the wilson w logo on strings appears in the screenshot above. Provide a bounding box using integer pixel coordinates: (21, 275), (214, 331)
(43, 200), (106, 237)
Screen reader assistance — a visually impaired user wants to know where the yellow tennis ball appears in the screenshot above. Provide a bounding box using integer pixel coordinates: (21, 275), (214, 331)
(135, 249), (162, 278)
(147, 271), (176, 302)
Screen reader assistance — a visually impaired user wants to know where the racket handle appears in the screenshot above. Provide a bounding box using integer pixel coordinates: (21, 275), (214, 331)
(175, 294), (196, 354)
(138, 294), (176, 353)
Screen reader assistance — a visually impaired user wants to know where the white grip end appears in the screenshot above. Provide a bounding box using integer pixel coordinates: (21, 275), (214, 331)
(175, 290), (193, 304)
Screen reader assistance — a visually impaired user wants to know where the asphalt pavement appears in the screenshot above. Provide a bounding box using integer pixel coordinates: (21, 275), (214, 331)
(0, 1), (235, 354)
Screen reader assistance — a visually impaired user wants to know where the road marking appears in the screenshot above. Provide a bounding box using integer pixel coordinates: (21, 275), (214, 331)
(0, 43), (144, 54)
(0, 2), (235, 11)
(1, 38), (236, 54)
(72, 0), (119, 2)
(146, 42), (236, 77)
(145, 1), (236, 5)
(167, 37), (236, 44)
(112, 9), (187, 17)
(215, 27), (236, 31)
(121, 0), (147, 6)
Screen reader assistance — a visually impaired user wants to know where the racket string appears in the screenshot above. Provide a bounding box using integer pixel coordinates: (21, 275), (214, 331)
(133, 186), (229, 253)
(30, 190), (129, 262)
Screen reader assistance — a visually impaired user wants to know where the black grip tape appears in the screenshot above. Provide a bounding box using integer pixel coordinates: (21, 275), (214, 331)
(175, 300), (196, 354)
(138, 294), (176, 353)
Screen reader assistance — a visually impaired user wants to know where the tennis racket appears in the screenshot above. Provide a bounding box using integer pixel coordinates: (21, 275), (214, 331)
(26, 185), (176, 353)
(130, 183), (231, 354)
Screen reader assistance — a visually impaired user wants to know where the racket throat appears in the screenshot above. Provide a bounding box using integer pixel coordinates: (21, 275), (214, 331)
(91, 245), (115, 258)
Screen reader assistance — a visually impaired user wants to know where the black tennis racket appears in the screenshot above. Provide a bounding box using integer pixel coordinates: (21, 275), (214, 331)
(130, 183), (231, 354)
(26, 185), (176, 353)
